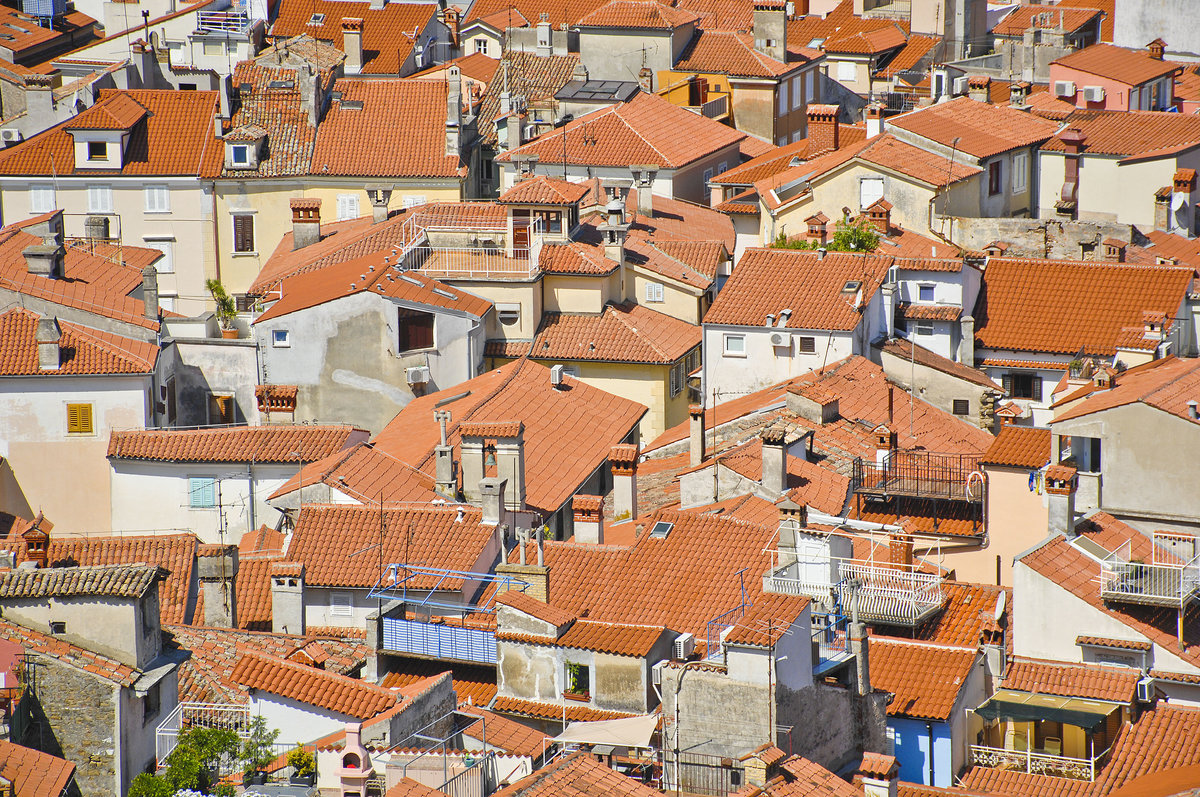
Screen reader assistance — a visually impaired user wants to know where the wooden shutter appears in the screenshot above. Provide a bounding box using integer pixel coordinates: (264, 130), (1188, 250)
(799, 337), (816, 354)
(1032, 376), (1043, 402)
(1001, 374), (1014, 395)
(66, 403), (93, 434)
(233, 215), (254, 252)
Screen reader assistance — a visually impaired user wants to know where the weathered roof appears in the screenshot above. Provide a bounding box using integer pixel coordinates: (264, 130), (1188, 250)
(877, 337), (1002, 391)
(108, 425), (365, 463)
(0, 564), (162, 600)
(1052, 42), (1179, 86)
(1001, 658), (1140, 703)
(992, 5), (1102, 37)
(869, 638), (977, 720)
(673, 29), (820, 78)
(232, 651), (398, 718)
(0, 739), (75, 797)
(576, 0), (699, 28)
(887, 96), (1060, 159)
(979, 425), (1051, 469)
(270, 0), (437, 75)
(1041, 110), (1200, 161)
(1051, 356), (1200, 427)
(495, 750), (661, 797)
(0, 617), (137, 686)
(0, 308), (156, 376)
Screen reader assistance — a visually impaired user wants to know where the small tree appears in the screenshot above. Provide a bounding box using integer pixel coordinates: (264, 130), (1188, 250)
(205, 278), (238, 331)
(829, 217), (881, 252)
(128, 773), (174, 797)
(287, 745), (316, 778)
(241, 716), (280, 780)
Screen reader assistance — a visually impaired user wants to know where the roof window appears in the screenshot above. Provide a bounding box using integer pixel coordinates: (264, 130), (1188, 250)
(308, 12), (326, 24)
(649, 521), (674, 538)
(842, 280), (862, 294)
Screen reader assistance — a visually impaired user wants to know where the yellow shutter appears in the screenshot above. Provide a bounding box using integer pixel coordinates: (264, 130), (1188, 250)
(67, 403), (93, 435)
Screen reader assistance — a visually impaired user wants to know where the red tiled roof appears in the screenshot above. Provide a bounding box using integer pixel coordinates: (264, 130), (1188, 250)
(234, 557), (278, 632)
(1041, 110), (1200, 159)
(268, 442), (441, 505)
(500, 176), (591, 205)
(898, 302), (961, 321)
(219, 58), (327, 179)
(888, 96), (1059, 159)
(491, 695), (636, 723)
(387, 778), (449, 797)
(992, 5), (1102, 37)
(497, 591), (577, 626)
(465, 0), (607, 28)
(0, 739), (75, 797)
(576, 0), (699, 28)
(311, 80), (465, 178)
(711, 126), (865, 186)
(1056, 0), (1114, 42)
(624, 191), (736, 253)
(496, 750), (658, 797)
(787, 7), (910, 56)
(535, 241), (621, 276)
(1078, 635), (1152, 652)
(902, 581), (1010, 649)
(877, 337), (1001, 391)
(0, 308), (156, 376)
(65, 92), (146, 130)
(1052, 42), (1179, 86)
(108, 424), (363, 463)
(1002, 658), (1140, 703)
(284, 504), (498, 589)
(501, 620), (668, 657)
(0, 89), (222, 177)
(476, 51), (580, 147)
(461, 706), (551, 758)
(705, 249), (891, 331)
(980, 425), (1051, 469)
(380, 658), (497, 707)
(741, 754), (860, 797)
(270, 0), (437, 75)
(233, 651), (397, 718)
(498, 91), (745, 169)
(498, 302), (699, 365)
(975, 258), (1192, 357)
(0, 617), (137, 686)
(1053, 355), (1200, 426)
(621, 236), (722, 288)
(673, 29), (820, 78)
(370, 359), (646, 515)
(877, 35), (939, 79)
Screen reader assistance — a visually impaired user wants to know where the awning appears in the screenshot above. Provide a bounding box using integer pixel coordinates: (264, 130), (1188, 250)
(974, 689), (1120, 731)
(552, 714), (659, 749)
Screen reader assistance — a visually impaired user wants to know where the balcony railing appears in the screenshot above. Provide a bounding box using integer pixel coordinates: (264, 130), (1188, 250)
(404, 246), (540, 280)
(685, 94), (729, 119)
(382, 616), (497, 664)
(197, 11), (251, 32)
(156, 701), (252, 763)
(969, 743), (1109, 781)
(1099, 539), (1200, 608)
(852, 451), (984, 503)
(763, 551), (944, 626)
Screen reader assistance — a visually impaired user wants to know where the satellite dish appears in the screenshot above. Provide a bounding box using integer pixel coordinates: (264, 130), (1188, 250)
(994, 590), (1007, 622)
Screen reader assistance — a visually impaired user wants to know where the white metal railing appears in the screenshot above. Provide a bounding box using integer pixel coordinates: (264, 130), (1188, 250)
(407, 246), (539, 280)
(1099, 540), (1200, 608)
(197, 11), (251, 32)
(969, 743), (1108, 781)
(155, 701), (252, 763)
(763, 552), (944, 626)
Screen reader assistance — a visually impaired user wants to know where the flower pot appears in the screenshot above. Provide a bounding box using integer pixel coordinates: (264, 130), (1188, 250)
(289, 773), (316, 786)
(246, 770), (268, 786)
(221, 328), (238, 339)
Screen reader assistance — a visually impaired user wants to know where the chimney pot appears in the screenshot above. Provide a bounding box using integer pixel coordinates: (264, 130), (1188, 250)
(571, 495), (603, 544)
(35, 316), (62, 371)
(610, 444), (638, 522)
(479, 477), (507, 525)
(689, 404), (705, 467)
(290, 197), (322, 249)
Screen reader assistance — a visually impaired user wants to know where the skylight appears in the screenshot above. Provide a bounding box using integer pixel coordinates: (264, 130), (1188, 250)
(649, 521), (674, 538)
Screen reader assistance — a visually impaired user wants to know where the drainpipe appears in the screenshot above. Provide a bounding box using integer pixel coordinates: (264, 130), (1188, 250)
(927, 721), (935, 785)
(673, 661), (707, 796)
(247, 457), (256, 532)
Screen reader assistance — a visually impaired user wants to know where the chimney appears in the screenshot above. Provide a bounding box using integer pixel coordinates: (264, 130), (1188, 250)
(805, 213), (828, 245)
(959, 315), (975, 366)
(433, 410), (456, 498)
(881, 281), (896, 338)
(805, 104), (840, 156)
(1010, 80), (1031, 108)
(1100, 238), (1127, 263)
(1188, 400), (1198, 420)
(342, 18), (364, 75)
(851, 615), (870, 695)
(631, 164), (658, 218)
(446, 65), (462, 158)
(888, 533), (914, 568)
(21, 521), (48, 569)
(84, 215), (110, 241)
(496, 530), (551, 602)
(752, 0), (786, 63)
(442, 6), (460, 48)
(610, 444), (638, 522)
(270, 561), (305, 635)
(536, 13), (552, 57)
(1155, 186), (1172, 231)
(866, 199), (891, 234)
(1046, 463), (1078, 537)
(197, 544), (239, 629)
(967, 75), (990, 102)
(23, 73), (55, 124)
(290, 198), (321, 249)
(494, 424), (526, 511)
(858, 754), (900, 797)
(761, 424), (787, 496)
(367, 184), (393, 224)
(479, 477), (507, 525)
(638, 66), (653, 93)
(1059, 127), (1086, 214)
(571, 495), (603, 544)
(599, 196), (629, 263)
(874, 424), (895, 466)
(297, 62), (320, 128)
(1148, 38), (1166, 61)
(865, 103), (884, 138)
(689, 404), (705, 467)
(36, 316), (62, 371)
(142, 265), (159, 321)
(23, 237), (65, 278)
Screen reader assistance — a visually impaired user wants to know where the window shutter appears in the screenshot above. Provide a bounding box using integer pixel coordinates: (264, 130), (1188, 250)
(67, 404), (80, 433)
(1001, 374), (1013, 395)
(1032, 376), (1043, 402)
(233, 215), (254, 252)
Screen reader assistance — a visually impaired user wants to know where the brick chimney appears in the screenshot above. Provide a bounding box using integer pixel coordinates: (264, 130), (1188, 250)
(858, 753), (899, 797)
(1155, 186), (1173, 231)
(806, 104), (840, 156)
(873, 424), (895, 467)
(610, 444), (638, 522)
(36, 316), (61, 371)
(1045, 463), (1078, 537)
(1148, 37), (1166, 61)
(1100, 238), (1127, 263)
(342, 18), (364, 75)
(967, 75), (990, 102)
(21, 520), (49, 569)
(496, 529), (550, 602)
(689, 404), (705, 467)
(752, 0), (787, 63)
(571, 495), (603, 544)
(888, 533), (914, 568)
(805, 212), (828, 244)
(761, 423), (787, 496)
(198, 544), (239, 629)
(866, 198), (891, 234)
(290, 197), (321, 249)
(270, 561), (305, 635)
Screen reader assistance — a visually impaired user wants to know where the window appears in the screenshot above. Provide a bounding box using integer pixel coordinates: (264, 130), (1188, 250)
(645, 281), (664, 303)
(331, 592), (353, 616)
(86, 140), (107, 161)
(805, 70), (815, 101)
(66, 403), (93, 435)
(188, 476), (217, 508)
(988, 160), (1003, 196)
(159, 295), (175, 311)
(859, 177), (884, 210)
(307, 12), (325, 24)
(670, 360), (685, 397)
(272, 329), (290, 347)
(87, 184), (112, 213)
(798, 336), (816, 354)
(564, 661), (590, 697)
(202, 40), (224, 56)
(497, 303), (521, 326)
(336, 193), (360, 221)
(49, 621), (66, 635)
(143, 239), (175, 273)
(837, 61), (856, 82)
(1002, 372), (1043, 401)
(723, 334), (746, 357)
(918, 284), (935, 302)
(143, 683), (161, 726)
(1012, 151), (1029, 193)
(791, 75), (803, 109)
(474, 38), (487, 54)
(1073, 436), (1102, 473)
(30, 184), (55, 214)
(403, 195), (427, 208)
(209, 394), (234, 425)
(952, 399), (970, 416)
(398, 308), (435, 352)
(534, 209), (562, 235)
(233, 214), (254, 253)
(144, 184), (170, 213)
(703, 168), (714, 202)
(231, 145), (249, 166)
(914, 320), (934, 336)
(777, 82), (787, 114)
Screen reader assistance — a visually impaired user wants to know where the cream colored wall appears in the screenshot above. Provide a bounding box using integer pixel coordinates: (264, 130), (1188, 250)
(543, 272), (619, 314)
(1037, 152), (1177, 227)
(449, 279), (540, 341)
(463, 30), (501, 58)
(975, 466), (1048, 586)
(627, 268), (703, 324)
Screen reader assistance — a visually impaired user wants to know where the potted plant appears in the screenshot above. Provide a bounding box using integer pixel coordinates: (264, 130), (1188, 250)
(205, 278), (239, 339)
(287, 745), (316, 786)
(240, 716), (279, 786)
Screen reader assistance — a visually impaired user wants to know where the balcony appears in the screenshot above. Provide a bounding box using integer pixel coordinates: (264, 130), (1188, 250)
(382, 616), (497, 665)
(156, 701), (251, 762)
(1099, 539), (1200, 608)
(969, 743), (1108, 781)
(852, 451), (984, 503)
(685, 93), (729, 120)
(404, 246), (540, 281)
(196, 11), (252, 33)
(763, 551), (944, 626)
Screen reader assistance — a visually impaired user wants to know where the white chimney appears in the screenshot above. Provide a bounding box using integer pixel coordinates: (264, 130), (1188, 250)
(858, 754), (899, 797)
(342, 18), (364, 75)
(571, 495), (603, 544)
(689, 404), (705, 467)
(760, 424), (787, 496)
(866, 104), (885, 139)
(36, 316), (62, 370)
(610, 444), (638, 522)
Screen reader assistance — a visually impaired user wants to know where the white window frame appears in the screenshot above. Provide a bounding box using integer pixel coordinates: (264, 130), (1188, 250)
(914, 320), (934, 336)
(703, 168), (714, 200)
(330, 592), (353, 617)
(403, 194), (426, 208)
(791, 75), (804, 110)
(231, 145), (250, 166)
(670, 360), (684, 397)
(336, 193), (360, 221)
(918, 284), (935, 302)
(723, 333), (746, 357)
(1012, 151), (1029, 194)
(143, 237), (175, 273)
(645, 281), (665, 303)
(87, 184), (112, 213)
(777, 82), (787, 114)
(859, 177), (884, 210)
(836, 60), (856, 83)
(474, 38), (487, 54)
(30, 184), (55, 214)
(144, 184), (170, 213)
(272, 329), (291, 348)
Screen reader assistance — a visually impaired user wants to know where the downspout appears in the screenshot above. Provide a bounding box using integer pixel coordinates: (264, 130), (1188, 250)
(210, 181), (223, 283)
(927, 720), (935, 785)
(247, 458), (256, 532)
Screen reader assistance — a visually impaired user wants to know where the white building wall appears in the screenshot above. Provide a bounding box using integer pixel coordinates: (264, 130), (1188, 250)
(702, 325), (857, 399)
(250, 692), (360, 748)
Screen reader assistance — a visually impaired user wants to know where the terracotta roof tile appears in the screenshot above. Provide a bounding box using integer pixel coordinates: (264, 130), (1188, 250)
(902, 581), (1010, 649)
(898, 302), (961, 321)
(0, 617), (137, 686)
(878, 35), (939, 78)
(311, 80), (464, 177)
(465, 0), (607, 28)
(232, 650), (397, 718)
(1002, 658), (1140, 703)
(980, 425), (1051, 469)
(269, 442), (441, 504)
(284, 504), (498, 589)
(1053, 356), (1200, 426)
(495, 749), (658, 796)
(271, 0), (437, 75)
(888, 96), (1059, 158)
(1042, 110), (1200, 159)
(1056, 0), (1114, 41)
(501, 620), (668, 657)
(713, 126), (868, 186)
(623, 192), (736, 253)
(506, 302), (699, 365)
(0, 89), (222, 177)
(1077, 635), (1152, 652)
(744, 754), (860, 796)
(108, 424), (364, 463)
(0, 563), (162, 600)
(877, 337), (1001, 391)
(1053, 42), (1179, 86)
(386, 777), (449, 797)
(577, 0), (699, 28)
(496, 591), (578, 626)
(787, 8), (910, 56)
(0, 308), (156, 376)
(0, 739), (75, 797)
(673, 29), (820, 78)
(992, 5), (1102, 36)
(868, 638), (977, 720)
(461, 706), (551, 758)
(858, 751), (898, 780)
(380, 658), (497, 707)
(476, 52), (580, 147)
(499, 176), (590, 205)
(535, 241), (620, 276)
(498, 91), (744, 169)
(621, 235), (722, 288)
(491, 695), (636, 723)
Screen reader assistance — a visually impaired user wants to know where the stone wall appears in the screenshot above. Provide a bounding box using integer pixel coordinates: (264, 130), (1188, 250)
(940, 215), (1141, 260)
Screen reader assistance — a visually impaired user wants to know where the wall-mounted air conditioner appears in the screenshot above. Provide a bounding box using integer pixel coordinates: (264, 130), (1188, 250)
(1054, 80), (1076, 97)
(674, 632), (695, 660)
(406, 366), (430, 384)
(1083, 85), (1105, 102)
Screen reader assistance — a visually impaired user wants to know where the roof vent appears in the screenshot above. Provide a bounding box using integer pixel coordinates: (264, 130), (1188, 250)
(649, 520), (674, 538)
(340, 100), (364, 110)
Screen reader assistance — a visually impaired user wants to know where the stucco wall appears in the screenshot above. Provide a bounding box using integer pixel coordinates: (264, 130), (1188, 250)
(252, 691), (361, 748)
(878, 347), (995, 430)
(1036, 151), (1197, 229)
(577, 29), (674, 88)
(973, 466), (1048, 586)
(628, 266), (706, 325)
(158, 337), (260, 427)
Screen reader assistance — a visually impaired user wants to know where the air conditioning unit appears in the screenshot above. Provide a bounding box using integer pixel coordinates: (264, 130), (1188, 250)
(550, 363), (564, 386)
(674, 632), (695, 660)
(1136, 677), (1155, 703)
(769, 331), (789, 348)
(406, 366), (430, 384)
(952, 76), (968, 95)
(1053, 80), (1076, 97)
(651, 659), (667, 687)
(1083, 85), (1105, 102)
(0, 128), (21, 144)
